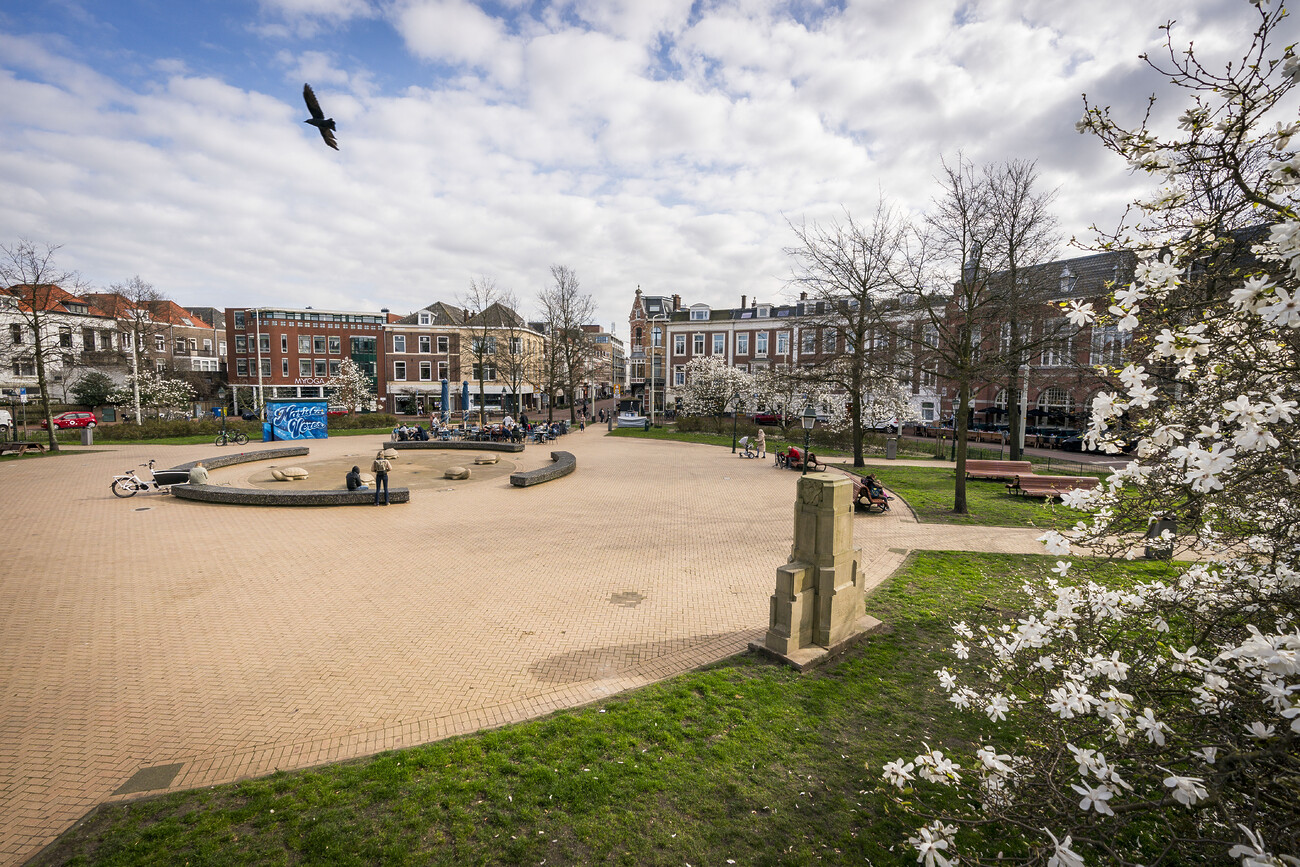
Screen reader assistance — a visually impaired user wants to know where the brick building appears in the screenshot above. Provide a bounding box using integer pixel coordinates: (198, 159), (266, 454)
(223, 306), (391, 413)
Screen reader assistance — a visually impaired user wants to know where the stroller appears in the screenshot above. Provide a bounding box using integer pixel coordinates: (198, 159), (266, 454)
(738, 436), (759, 458)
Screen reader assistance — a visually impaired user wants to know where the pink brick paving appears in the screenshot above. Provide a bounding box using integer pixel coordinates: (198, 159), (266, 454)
(0, 434), (1046, 864)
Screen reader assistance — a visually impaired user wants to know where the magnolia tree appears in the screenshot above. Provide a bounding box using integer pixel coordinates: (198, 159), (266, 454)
(676, 355), (755, 430)
(824, 373), (919, 436)
(752, 365), (841, 429)
(110, 371), (195, 417)
(324, 358), (373, 412)
(883, 5), (1300, 865)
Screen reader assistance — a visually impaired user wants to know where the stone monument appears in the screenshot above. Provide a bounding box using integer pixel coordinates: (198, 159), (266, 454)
(758, 474), (878, 669)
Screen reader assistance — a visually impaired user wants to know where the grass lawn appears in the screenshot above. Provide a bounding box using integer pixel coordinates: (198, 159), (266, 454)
(32, 553), (1176, 867)
(839, 464), (1103, 530)
(605, 425), (936, 459)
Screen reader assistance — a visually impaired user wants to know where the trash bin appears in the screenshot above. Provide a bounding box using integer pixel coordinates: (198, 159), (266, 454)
(80, 426), (94, 446)
(1144, 516), (1176, 560)
(885, 438), (897, 460)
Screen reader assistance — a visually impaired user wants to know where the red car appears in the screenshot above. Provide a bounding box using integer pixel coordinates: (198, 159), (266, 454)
(753, 412), (789, 426)
(41, 411), (98, 429)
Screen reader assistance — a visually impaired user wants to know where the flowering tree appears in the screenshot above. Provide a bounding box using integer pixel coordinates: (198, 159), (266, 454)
(676, 355), (755, 431)
(883, 5), (1300, 865)
(324, 358), (373, 412)
(823, 372), (919, 437)
(110, 371), (195, 417)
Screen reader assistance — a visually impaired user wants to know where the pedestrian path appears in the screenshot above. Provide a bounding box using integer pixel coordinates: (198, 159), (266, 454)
(0, 433), (1048, 864)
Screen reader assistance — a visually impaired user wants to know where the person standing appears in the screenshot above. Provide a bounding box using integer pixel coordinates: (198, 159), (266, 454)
(755, 428), (766, 458)
(371, 450), (391, 506)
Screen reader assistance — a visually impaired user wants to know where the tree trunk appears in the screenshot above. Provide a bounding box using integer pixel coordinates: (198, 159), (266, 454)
(953, 380), (971, 514)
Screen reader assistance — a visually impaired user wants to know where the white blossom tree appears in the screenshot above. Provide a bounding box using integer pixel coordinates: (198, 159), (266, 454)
(884, 5), (1300, 865)
(110, 371), (195, 417)
(324, 358), (373, 412)
(676, 355), (755, 431)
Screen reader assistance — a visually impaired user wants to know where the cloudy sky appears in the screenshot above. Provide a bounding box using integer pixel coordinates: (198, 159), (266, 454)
(0, 0), (1283, 338)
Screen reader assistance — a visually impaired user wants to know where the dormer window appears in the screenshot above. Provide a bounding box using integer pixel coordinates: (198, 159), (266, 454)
(757, 306), (769, 318)
(419, 312), (431, 325)
(690, 306), (709, 321)
(1060, 266), (1078, 293)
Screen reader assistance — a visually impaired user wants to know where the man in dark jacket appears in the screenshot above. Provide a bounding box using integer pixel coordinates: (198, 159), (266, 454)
(346, 465), (368, 491)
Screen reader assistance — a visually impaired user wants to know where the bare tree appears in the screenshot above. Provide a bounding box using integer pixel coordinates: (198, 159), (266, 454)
(786, 200), (912, 466)
(539, 265), (598, 424)
(492, 288), (536, 418)
(0, 240), (87, 450)
(87, 276), (171, 424)
(460, 276), (502, 425)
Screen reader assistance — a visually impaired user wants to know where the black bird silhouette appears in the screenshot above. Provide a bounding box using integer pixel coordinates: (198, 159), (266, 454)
(302, 83), (339, 150)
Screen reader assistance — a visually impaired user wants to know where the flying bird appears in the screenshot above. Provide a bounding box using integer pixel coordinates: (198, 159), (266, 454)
(302, 83), (339, 150)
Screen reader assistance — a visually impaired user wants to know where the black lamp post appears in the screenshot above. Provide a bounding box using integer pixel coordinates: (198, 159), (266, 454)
(730, 390), (741, 453)
(217, 387), (228, 440)
(801, 403), (817, 476)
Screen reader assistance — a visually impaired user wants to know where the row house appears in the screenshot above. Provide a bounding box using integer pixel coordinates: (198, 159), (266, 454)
(382, 301), (547, 416)
(626, 288), (677, 412)
(580, 324), (625, 402)
(222, 306), (391, 412)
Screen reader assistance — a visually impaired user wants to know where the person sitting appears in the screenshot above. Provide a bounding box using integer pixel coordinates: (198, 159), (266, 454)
(416, 425), (429, 441)
(346, 465), (368, 491)
(188, 461), (210, 485)
(858, 474), (890, 510)
(805, 451), (825, 471)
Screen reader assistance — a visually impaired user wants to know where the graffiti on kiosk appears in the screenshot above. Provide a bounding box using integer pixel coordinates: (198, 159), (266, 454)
(269, 402), (328, 440)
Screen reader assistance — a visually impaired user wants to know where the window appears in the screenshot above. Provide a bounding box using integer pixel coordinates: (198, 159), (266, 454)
(922, 325), (938, 350)
(652, 326), (662, 347)
(233, 311), (245, 329)
(329, 360), (340, 376)
(419, 361), (432, 380)
(737, 334), (749, 355)
(510, 337), (521, 354)
(313, 336), (327, 353)
(674, 365), (685, 386)
(393, 361), (407, 381)
(235, 335), (247, 353)
(712, 333), (725, 354)
(299, 335), (311, 353)
(393, 334), (406, 353)
(825, 328), (837, 353)
(756, 332), (768, 355)
(674, 334), (686, 355)
(203, 339), (212, 352)
(236, 359), (248, 376)
(758, 306), (769, 318)
(693, 334), (705, 354)
(777, 331), (789, 354)
(328, 335), (341, 354)
(82, 328), (95, 351)
(155, 335), (166, 352)
(281, 334), (288, 352)
(418, 312), (431, 325)
(473, 363), (496, 381)
(282, 359), (289, 376)
(260, 358), (272, 377)
(122, 332), (133, 350)
(101, 332), (114, 351)
(802, 330), (816, 354)
(314, 359), (327, 377)
(690, 307), (709, 320)
(419, 335), (431, 353)
(1037, 387), (1076, 421)
(1041, 322), (1074, 367)
(8, 324), (21, 345)
(156, 359), (167, 373)
(259, 334), (270, 353)
(437, 335), (449, 353)
(299, 359), (311, 377)
(175, 338), (186, 354)
(437, 361), (449, 379)
(12, 357), (34, 376)
(1090, 324), (1130, 367)
(219, 340), (226, 356)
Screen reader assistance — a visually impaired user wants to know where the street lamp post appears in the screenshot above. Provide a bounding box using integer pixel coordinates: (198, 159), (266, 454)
(1017, 363), (1029, 456)
(647, 314), (667, 427)
(801, 403), (817, 476)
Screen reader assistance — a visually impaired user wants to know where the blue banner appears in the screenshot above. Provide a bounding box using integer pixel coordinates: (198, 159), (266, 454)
(267, 401), (328, 441)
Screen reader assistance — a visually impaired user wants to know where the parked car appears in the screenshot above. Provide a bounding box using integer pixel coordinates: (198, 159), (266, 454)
(40, 411), (98, 429)
(753, 412), (789, 426)
(0, 409), (11, 432)
(240, 410), (261, 421)
(327, 407), (349, 417)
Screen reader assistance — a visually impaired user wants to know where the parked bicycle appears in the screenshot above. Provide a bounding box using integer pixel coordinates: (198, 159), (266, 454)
(214, 429), (248, 446)
(111, 460), (191, 498)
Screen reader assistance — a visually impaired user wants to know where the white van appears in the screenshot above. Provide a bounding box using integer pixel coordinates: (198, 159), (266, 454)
(0, 410), (12, 432)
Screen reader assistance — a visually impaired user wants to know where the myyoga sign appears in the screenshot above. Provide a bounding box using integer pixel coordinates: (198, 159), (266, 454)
(267, 400), (328, 441)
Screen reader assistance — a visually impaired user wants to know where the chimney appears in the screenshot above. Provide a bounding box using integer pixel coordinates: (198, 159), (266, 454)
(672, 294), (681, 310)
(800, 291), (808, 301)
(740, 295), (746, 310)
(752, 299), (757, 308)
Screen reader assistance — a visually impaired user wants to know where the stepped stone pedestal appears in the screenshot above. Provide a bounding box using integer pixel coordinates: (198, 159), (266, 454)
(753, 475), (881, 670)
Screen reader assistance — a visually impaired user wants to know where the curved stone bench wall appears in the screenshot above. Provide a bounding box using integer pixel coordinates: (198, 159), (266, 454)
(168, 446), (310, 472)
(387, 440), (525, 453)
(509, 451), (575, 487)
(171, 485), (411, 506)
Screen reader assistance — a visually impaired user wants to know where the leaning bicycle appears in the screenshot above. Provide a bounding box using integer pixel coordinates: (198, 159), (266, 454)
(214, 429), (248, 446)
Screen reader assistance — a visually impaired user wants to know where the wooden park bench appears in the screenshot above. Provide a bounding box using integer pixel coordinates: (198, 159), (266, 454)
(844, 473), (892, 513)
(1005, 474), (1100, 499)
(965, 459), (1033, 481)
(0, 441), (46, 457)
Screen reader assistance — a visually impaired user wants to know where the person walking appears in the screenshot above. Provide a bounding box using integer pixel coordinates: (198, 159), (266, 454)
(371, 450), (392, 506)
(755, 428), (766, 458)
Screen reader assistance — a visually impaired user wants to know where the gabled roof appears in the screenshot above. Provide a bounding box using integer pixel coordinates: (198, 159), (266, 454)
(466, 301), (524, 328)
(393, 301), (467, 326)
(3, 284), (91, 314)
(82, 293), (207, 328)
